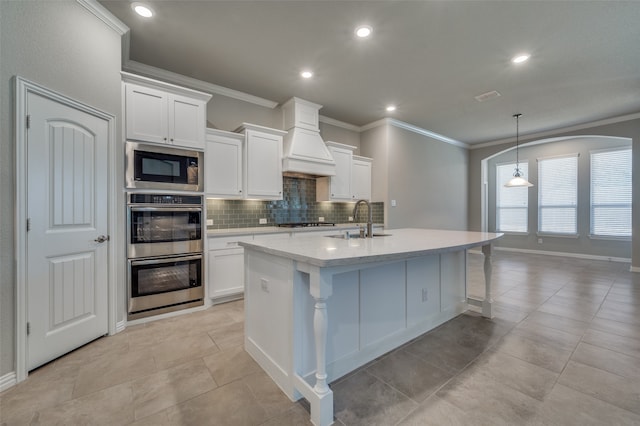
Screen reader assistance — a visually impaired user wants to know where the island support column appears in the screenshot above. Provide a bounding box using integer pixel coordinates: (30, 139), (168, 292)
(481, 243), (493, 318)
(308, 266), (334, 426)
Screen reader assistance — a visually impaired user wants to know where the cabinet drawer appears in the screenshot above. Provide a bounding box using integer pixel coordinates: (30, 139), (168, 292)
(208, 235), (253, 250)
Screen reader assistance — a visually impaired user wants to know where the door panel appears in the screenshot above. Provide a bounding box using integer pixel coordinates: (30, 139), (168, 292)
(27, 92), (109, 370)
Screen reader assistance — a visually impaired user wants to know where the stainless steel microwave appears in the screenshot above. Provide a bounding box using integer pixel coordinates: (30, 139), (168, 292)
(125, 142), (203, 192)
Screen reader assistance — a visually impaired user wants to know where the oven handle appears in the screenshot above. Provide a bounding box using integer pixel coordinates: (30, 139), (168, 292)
(129, 206), (202, 212)
(130, 254), (202, 267)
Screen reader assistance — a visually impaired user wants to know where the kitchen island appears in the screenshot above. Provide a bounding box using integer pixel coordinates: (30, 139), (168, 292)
(240, 228), (502, 426)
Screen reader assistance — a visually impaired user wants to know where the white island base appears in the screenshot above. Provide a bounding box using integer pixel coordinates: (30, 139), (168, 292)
(241, 229), (502, 426)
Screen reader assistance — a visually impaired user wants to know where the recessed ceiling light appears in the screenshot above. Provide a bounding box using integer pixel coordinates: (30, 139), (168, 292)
(355, 25), (372, 38)
(132, 2), (154, 18)
(386, 105), (397, 112)
(300, 70), (313, 79)
(512, 54), (530, 64)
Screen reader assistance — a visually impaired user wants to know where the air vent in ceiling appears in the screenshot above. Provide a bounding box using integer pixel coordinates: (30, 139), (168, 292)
(474, 90), (501, 102)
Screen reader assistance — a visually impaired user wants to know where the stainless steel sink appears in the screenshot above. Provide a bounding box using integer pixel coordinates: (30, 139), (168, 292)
(326, 233), (392, 239)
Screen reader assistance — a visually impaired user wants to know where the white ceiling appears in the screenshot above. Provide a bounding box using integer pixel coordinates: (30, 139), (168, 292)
(99, 0), (640, 145)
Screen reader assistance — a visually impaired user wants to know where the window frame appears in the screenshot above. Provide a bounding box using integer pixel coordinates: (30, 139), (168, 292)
(537, 153), (579, 237)
(495, 160), (529, 234)
(589, 147), (632, 241)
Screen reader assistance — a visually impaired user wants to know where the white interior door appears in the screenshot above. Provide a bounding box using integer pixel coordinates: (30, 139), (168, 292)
(26, 91), (109, 370)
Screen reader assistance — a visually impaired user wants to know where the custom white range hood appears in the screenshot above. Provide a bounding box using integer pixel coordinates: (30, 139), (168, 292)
(281, 97), (336, 176)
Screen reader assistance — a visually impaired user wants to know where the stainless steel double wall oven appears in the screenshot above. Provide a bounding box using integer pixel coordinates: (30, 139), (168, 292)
(126, 193), (204, 319)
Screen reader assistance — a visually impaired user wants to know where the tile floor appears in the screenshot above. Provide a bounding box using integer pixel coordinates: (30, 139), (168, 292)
(2, 251), (639, 425)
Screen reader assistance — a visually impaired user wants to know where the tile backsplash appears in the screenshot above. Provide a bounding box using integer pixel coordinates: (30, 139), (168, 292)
(206, 176), (383, 229)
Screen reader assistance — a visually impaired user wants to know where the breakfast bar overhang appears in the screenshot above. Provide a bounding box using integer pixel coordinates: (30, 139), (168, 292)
(240, 228), (503, 426)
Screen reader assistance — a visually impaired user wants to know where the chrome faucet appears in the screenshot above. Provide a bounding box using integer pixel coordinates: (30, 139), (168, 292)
(353, 199), (373, 238)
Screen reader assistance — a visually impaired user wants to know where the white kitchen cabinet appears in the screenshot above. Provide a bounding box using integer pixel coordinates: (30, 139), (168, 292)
(207, 236), (252, 302)
(205, 129), (244, 198)
(352, 155), (372, 201)
(317, 143), (372, 202)
(123, 73), (211, 150)
(237, 123), (286, 200)
(316, 142), (356, 202)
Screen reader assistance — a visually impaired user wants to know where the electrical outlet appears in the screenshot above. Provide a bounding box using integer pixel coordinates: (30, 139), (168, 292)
(391, 199), (397, 207)
(538, 238), (543, 244)
(318, 217), (325, 222)
(421, 288), (428, 302)
(348, 216), (354, 222)
(260, 278), (269, 292)
(206, 219), (214, 226)
(259, 218), (267, 224)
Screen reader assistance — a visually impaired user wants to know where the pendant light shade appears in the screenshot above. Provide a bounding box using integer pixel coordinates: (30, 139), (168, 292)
(505, 113), (533, 188)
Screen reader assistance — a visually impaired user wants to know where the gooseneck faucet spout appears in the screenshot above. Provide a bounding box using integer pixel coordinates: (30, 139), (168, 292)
(353, 199), (373, 238)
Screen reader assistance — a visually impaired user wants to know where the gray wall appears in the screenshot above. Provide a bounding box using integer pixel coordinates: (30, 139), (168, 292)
(361, 123), (468, 230)
(0, 1), (123, 377)
(486, 136), (631, 259)
(468, 118), (640, 267)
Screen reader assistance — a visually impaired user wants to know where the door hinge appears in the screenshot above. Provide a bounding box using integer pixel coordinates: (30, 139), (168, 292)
(26, 218), (31, 232)
(26, 115), (31, 129)
(27, 322), (30, 336)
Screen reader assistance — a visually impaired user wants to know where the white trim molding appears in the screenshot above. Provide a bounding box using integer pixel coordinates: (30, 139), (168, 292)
(123, 60), (278, 109)
(76, 0), (129, 35)
(361, 118), (468, 148)
(0, 372), (17, 392)
(319, 115), (361, 132)
(630, 266), (640, 273)
(493, 246), (630, 264)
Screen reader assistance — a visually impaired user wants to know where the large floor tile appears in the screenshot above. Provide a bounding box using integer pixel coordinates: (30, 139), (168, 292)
(571, 342), (640, 380)
(520, 310), (589, 336)
(465, 351), (558, 401)
(404, 332), (483, 375)
(332, 370), (418, 426)
(581, 328), (640, 359)
(366, 349), (453, 403)
(396, 394), (470, 426)
(131, 358), (217, 421)
(588, 316), (640, 340)
(165, 380), (268, 425)
(259, 402), (313, 426)
(151, 332), (219, 370)
(492, 332), (572, 373)
(203, 344), (262, 386)
(241, 371), (297, 419)
(512, 319), (582, 352)
(559, 360), (640, 415)
(207, 320), (244, 350)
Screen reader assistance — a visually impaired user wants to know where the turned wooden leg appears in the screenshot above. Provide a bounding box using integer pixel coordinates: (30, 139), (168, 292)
(482, 244), (494, 318)
(313, 297), (330, 394)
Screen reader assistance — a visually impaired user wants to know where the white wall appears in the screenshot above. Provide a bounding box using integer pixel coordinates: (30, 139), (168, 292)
(0, 0), (123, 377)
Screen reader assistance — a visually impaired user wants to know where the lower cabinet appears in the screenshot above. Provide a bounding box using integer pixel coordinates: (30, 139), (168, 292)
(208, 246), (244, 302)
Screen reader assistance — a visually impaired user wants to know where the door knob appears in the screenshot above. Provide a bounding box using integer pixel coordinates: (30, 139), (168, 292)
(94, 235), (110, 243)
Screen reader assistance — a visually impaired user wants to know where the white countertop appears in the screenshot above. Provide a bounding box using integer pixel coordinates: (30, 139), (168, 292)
(240, 228), (503, 267)
(207, 223), (383, 238)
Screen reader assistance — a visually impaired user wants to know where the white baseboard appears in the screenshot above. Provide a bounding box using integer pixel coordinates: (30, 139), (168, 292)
(469, 247), (631, 264)
(630, 266), (640, 273)
(0, 371), (17, 392)
(115, 319), (127, 334)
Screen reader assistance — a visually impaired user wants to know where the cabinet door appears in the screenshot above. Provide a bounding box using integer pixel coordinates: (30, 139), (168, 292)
(329, 147), (353, 201)
(125, 84), (168, 144)
(352, 158), (372, 201)
(168, 94), (205, 149)
(208, 247), (245, 299)
(245, 130), (283, 199)
(205, 134), (243, 198)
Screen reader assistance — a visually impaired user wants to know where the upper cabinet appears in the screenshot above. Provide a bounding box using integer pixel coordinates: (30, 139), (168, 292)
(236, 123), (286, 200)
(317, 143), (372, 202)
(352, 155), (372, 201)
(205, 129), (244, 198)
(122, 72), (211, 150)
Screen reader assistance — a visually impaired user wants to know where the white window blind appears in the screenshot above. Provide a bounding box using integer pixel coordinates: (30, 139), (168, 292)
(496, 163), (528, 232)
(590, 148), (632, 237)
(538, 155), (578, 234)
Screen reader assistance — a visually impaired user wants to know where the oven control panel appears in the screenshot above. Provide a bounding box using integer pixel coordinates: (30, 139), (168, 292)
(129, 193), (202, 206)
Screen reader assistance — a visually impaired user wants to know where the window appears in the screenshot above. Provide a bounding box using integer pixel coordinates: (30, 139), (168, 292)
(538, 154), (578, 235)
(590, 148), (632, 238)
(496, 163), (529, 232)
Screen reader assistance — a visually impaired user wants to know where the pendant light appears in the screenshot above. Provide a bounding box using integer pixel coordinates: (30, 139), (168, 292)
(504, 113), (533, 187)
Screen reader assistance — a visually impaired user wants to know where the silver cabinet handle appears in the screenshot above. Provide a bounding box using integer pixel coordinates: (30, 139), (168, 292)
(94, 235), (110, 243)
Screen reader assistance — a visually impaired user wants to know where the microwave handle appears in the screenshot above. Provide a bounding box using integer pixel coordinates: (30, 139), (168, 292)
(130, 254), (202, 267)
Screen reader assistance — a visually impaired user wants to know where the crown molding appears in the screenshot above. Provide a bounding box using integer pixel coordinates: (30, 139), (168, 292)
(319, 115), (361, 132)
(123, 60), (278, 109)
(361, 118), (468, 148)
(76, 0), (129, 35)
(470, 111), (640, 150)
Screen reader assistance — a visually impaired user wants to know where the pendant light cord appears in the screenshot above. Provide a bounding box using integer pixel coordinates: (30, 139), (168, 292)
(514, 113), (522, 174)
